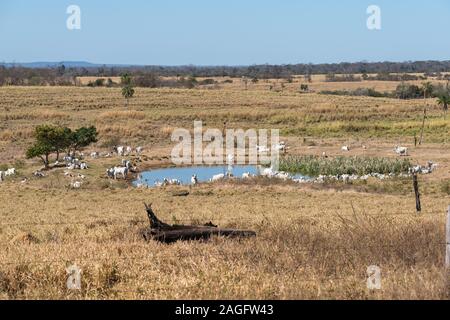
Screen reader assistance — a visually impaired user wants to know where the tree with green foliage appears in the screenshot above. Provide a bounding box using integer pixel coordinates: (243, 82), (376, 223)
(26, 125), (98, 168)
(54, 127), (73, 160)
(121, 73), (135, 106)
(437, 94), (450, 117)
(395, 82), (422, 99)
(421, 81), (433, 99)
(26, 125), (67, 168)
(68, 126), (98, 155)
(26, 143), (53, 169)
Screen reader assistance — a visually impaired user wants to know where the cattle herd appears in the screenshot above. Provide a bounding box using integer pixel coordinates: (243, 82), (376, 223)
(0, 145), (143, 189)
(0, 143), (432, 189)
(105, 146), (141, 180)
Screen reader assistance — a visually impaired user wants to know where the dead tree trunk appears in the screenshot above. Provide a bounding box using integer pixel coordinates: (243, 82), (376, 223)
(141, 203), (256, 243)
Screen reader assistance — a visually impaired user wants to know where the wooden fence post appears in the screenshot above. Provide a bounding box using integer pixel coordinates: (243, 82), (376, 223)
(419, 108), (427, 145)
(446, 206), (450, 269)
(413, 174), (421, 212)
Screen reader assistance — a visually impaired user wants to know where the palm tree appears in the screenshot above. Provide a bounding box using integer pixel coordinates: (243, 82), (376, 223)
(121, 73), (134, 107)
(121, 73), (132, 86)
(421, 81), (433, 99)
(122, 86), (135, 106)
(437, 94), (450, 117)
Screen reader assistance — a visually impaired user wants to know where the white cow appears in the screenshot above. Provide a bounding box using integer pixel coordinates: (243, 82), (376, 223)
(191, 174), (198, 185)
(90, 152), (99, 159)
(107, 167), (128, 179)
(80, 162), (88, 170)
(63, 156), (73, 163)
(33, 171), (45, 178)
(427, 161), (438, 172)
(394, 146), (408, 156)
(341, 146), (350, 152)
(154, 180), (165, 187)
(210, 173), (225, 182)
(275, 171), (290, 180)
(125, 146), (132, 155)
(70, 181), (82, 189)
(136, 146), (143, 155)
(242, 172), (255, 179)
(115, 146), (125, 156)
(5, 168), (15, 176)
(273, 142), (287, 152)
(261, 166), (275, 177)
(166, 178), (181, 185)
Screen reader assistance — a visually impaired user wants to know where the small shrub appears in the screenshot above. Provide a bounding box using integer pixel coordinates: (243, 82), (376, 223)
(300, 84), (309, 92)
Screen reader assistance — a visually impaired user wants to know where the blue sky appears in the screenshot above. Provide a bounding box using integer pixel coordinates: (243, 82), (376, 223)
(1, 0), (449, 65)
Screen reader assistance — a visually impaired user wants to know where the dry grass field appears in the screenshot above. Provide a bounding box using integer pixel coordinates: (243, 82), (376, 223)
(0, 79), (449, 299)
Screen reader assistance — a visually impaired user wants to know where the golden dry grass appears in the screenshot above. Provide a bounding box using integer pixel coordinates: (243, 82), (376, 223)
(0, 81), (449, 300)
(0, 85), (448, 162)
(0, 183), (448, 299)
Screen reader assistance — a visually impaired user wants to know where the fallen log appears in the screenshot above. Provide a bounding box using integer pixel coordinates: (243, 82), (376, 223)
(141, 203), (256, 243)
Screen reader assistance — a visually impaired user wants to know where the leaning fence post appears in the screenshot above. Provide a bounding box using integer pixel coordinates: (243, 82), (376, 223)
(413, 174), (421, 212)
(446, 206), (450, 269)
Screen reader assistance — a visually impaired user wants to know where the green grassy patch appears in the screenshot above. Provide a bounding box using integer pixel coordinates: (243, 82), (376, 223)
(279, 155), (412, 176)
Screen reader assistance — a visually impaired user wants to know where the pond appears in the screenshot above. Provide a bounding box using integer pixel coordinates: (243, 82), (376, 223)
(133, 165), (310, 187)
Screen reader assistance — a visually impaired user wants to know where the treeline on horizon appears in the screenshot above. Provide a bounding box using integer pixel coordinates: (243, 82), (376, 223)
(1, 60), (450, 86)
